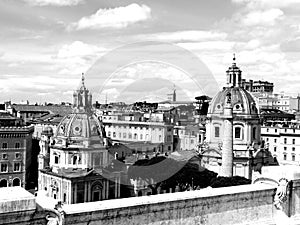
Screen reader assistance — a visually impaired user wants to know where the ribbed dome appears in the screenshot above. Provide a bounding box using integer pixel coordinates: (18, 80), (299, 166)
(208, 87), (259, 116)
(55, 113), (105, 147)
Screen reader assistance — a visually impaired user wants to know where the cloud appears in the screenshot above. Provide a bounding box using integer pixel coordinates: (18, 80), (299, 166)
(23, 0), (85, 6)
(55, 41), (107, 75)
(177, 41), (235, 52)
(281, 38), (300, 52)
(57, 41), (105, 58)
(70, 3), (151, 30)
(241, 8), (284, 26)
(149, 30), (228, 42)
(232, 0), (300, 9)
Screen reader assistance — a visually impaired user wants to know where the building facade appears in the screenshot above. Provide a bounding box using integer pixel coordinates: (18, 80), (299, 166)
(101, 111), (174, 153)
(38, 75), (122, 204)
(201, 57), (262, 179)
(261, 123), (300, 166)
(0, 126), (34, 188)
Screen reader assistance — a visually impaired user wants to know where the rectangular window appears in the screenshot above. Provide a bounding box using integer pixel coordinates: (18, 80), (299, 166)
(274, 147), (277, 152)
(2, 153), (7, 160)
(284, 147), (287, 151)
(167, 135), (171, 142)
(293, 139), (295, 145)
(284, 154), (287, 160)
(14, 162), (21, 172)
(15, 153), (21, 159)
(2, 143), (7, 149)
(235, 127), (241, 139)
(15, 142), (20, 149)
(0, 163), (8, 172)
(292, 147), (295, 151)
(274, 139), (277, 143)
(292, 155), (295, 161)
(54, 155), (59, 164)
(253, 127), (256, 139)
(215, 127), (220, 138)
(284, 138), (287, 144)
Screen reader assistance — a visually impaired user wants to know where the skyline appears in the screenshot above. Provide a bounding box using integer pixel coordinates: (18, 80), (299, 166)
(1, 0), (300, 103)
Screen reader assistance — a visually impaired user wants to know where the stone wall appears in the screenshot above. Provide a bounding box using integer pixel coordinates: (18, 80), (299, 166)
(2, 180), (300, 225)
(62, 184), (277, 225)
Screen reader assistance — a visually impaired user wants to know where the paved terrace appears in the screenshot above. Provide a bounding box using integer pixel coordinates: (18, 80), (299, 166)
(1, 179), (300, 225)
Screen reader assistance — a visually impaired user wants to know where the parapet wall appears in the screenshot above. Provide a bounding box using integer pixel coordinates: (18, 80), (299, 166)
(62, 184), (277, 225)
(3, 180), (300, 225)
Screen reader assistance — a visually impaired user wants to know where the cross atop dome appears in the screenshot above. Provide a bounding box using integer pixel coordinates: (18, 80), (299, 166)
(81, 72), (85, 87)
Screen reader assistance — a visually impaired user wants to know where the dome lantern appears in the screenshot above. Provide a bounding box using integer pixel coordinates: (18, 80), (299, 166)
(226, 54), (242, 88)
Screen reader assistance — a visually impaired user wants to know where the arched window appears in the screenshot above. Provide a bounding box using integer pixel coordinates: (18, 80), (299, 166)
(134, 133), (137, 139)
(0, 179), (7, 187)
(12, 178), (20, 186)
(140, 134), (143, 140)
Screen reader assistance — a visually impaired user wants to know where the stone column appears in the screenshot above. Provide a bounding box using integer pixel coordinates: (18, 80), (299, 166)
(221, 92), (233, 177)
(84, 182), (88, 202)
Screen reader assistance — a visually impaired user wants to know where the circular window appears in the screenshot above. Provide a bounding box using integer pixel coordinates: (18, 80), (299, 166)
(216, 104), (221, 109)
(235, 105), (240, 110)
(73, 126), (82, 135)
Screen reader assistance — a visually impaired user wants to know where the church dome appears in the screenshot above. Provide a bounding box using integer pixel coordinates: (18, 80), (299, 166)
(53, 73), (106, 148)
(55, 113), (105, 147)
(208, 55), (259, 117)
(208, 87), (259, 116)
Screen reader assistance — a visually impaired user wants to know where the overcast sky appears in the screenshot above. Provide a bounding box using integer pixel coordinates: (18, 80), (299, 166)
(1, 0), (300, 103)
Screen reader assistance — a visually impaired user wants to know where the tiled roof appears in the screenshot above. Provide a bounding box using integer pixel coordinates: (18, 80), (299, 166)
(12, 104), (72, 115)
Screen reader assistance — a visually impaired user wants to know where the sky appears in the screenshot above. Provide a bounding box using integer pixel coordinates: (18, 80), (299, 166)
(1, 0), (300, 103)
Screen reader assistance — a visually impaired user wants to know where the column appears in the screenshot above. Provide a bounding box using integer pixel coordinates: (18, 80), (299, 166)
(221, 92), (233, 177)
(84, 182), (88, 202)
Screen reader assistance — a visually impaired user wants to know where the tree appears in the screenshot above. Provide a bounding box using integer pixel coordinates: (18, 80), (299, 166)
(127, 156), (217, 194)
(210, 176), (251, 188)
